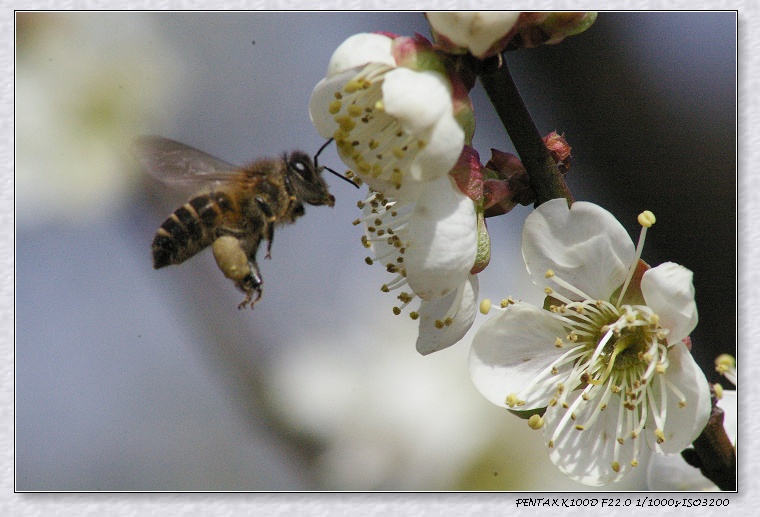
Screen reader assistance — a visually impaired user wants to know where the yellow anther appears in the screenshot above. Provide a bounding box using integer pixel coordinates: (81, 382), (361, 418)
(655, 428), (666, 444)
(500, 297), (514, 308)
(335, 115), (356, 132)
(505, 393), (519, 407)
(631, 459), (639, 468)
(555, 337), (564, 348)
(611, 461), (621, 473)
(390, 168), (403, 188)
(347, 104), (363, 117)
(714, 383), (724, 399)
(574, 425), (585, 431)
(479, 299), (492, 315)
(374, 99), (385, 112)
(544, 287), (553, 295)
(344, 78), (370, 93)
(545, 269), (555, 278)
(528, 414), (544, 430)
(715, 353), (736, 372)
(638, 210), (656, 228)
(392, 306), (401, 315)
(328, 100), (342, 114)
(409, 311), (419, 320)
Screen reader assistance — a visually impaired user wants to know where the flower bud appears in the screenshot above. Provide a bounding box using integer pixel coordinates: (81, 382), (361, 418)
(426, 12), (596, 57)
(507, 12), (597, 49)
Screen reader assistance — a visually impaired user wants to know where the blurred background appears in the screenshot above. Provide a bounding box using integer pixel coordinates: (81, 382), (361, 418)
(15, 12), (735, 491)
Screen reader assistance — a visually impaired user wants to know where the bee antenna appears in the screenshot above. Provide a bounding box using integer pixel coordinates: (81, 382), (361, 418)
(325, 166), (360, 189)
(315, 138), (334, 162)
(314, 138), (360, 189)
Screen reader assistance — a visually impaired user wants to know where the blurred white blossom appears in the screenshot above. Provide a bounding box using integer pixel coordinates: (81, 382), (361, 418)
(265, 321), (499, 490)
(16, 13), (186, 225)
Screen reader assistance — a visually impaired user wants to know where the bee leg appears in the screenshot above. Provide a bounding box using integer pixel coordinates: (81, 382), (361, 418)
(236, 265), (263, 309)
(255, 197), (276, 259)
(212, 235), (263, 309)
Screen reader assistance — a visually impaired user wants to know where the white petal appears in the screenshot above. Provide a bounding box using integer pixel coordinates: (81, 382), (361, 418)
(646, 389), (736, 491)
(326, 33), (395, 77)
(544, 391), (634, 486)
(382, 68), (464, 185)
(416, 274), (478, 356)
(406, 114), (464, 184)
(308, 69), (356, 138)
(522, 199), (636, 301)
(718, 389), (737, 445)
(646, 451), (718, 491)
(645, 341), (711, 455)
(469, 302), (568, 409)
(427, 12), (520, 58)
(404, 177), (477, 300)
(640, 262), (698, 345)
(382, 68), (451, 135)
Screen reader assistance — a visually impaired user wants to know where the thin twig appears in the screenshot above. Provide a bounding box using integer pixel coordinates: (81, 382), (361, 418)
(476, 54), (573, 206)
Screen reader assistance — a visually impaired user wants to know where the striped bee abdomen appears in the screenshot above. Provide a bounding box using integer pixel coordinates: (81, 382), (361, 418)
(151, 191), (234, 268)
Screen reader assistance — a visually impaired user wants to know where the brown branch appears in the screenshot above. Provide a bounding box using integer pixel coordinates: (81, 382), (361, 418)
(682, 386), (736, 491)
(475, 54), (573, 206)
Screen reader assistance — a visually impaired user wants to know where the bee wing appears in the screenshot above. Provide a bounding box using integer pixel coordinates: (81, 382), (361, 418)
(132, 135), (240, 186)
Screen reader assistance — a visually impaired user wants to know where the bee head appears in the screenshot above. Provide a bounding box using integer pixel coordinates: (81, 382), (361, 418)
(286, 151), (335, 207)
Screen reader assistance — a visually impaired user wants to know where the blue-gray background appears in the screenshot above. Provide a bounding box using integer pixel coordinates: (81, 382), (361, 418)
(15, 12), (735, 491)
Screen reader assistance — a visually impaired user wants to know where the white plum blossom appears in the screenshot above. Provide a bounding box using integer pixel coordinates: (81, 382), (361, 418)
(426, 12), (520, 58)
(309, 32), (470, 200)
(359, 175), (479, 355)
(469, 199), (711, 485)
(312, 32), (482, 353)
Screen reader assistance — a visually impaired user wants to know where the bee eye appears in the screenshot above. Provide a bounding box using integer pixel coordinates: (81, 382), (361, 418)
(289, 155), (316, 182)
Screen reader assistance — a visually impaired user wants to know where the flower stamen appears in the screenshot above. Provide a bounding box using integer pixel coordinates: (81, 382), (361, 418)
(617, 211), (655, 306)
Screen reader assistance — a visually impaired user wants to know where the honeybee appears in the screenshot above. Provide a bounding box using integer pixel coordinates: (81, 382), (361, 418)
(133, 135), (355, 309)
